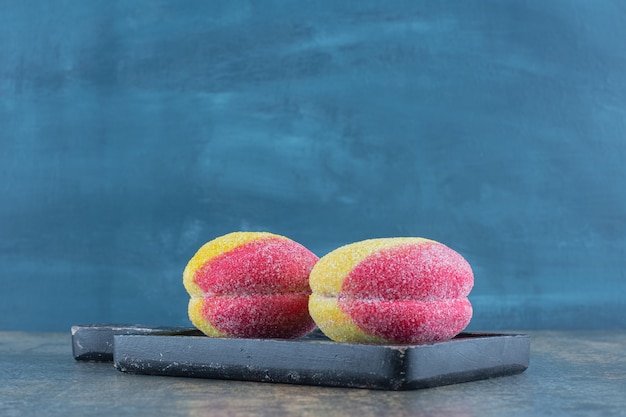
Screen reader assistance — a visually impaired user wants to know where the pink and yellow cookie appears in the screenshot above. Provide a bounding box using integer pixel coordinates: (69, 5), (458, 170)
(308, 237), (474, 344)
(183, 232), (318, 339)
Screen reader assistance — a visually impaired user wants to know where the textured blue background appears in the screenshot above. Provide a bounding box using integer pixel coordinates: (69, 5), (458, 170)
(1, 1), (625, 331)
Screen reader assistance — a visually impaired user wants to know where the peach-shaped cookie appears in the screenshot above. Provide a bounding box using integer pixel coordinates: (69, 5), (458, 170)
(308, 238), (473, 344)
(183, 232), (318, 339)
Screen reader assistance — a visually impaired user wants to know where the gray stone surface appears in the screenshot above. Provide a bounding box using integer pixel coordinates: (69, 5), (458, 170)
(1, 331), (625, 416)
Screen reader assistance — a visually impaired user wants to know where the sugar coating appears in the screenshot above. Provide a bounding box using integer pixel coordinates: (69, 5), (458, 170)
(308, 294), (387, 343)
(183, 231), (275, 297)
(184, 232), (318, 339)
(309, 238), (433, 297)
(192, 237), (316, 296)
(343, 241), (473, 301)
(189, 293), (312, 338)
(342, 298), (472, 343)
(308, 238), (474, 344)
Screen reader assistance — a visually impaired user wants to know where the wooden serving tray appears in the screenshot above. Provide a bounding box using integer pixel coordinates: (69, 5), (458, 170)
(74, 325), (529, 391)
(71, 325), (199, 361)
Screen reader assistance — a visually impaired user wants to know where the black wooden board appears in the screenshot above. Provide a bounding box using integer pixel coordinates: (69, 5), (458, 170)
(71, 324), (327, 361)
(113, 331), (530, 390)
(71, 324), (199, 361)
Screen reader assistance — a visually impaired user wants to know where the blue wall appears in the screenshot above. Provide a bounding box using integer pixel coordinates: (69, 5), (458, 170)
(2, 1), (625, 331)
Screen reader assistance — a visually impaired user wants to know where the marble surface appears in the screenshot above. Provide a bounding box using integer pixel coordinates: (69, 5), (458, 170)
(4, 2), (626, 333)
(1, 330), (625, 417)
